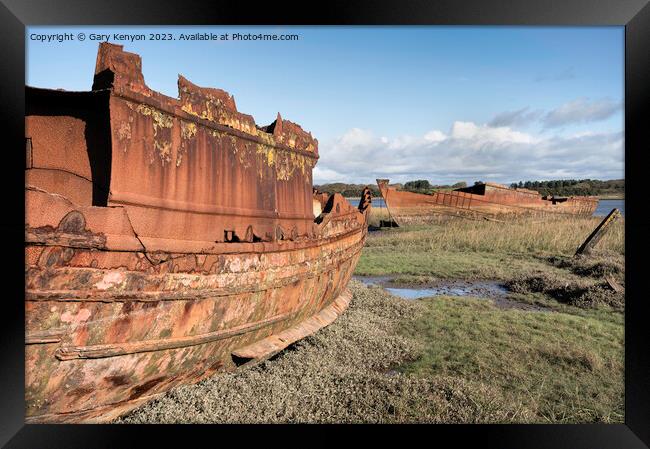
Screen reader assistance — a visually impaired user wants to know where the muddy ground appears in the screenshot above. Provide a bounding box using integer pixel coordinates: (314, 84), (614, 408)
(506, 255), (625, 310)
(355, 276), (550, 312)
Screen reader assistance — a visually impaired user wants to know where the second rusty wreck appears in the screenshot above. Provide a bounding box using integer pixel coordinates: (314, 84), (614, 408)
(376, 179), (598, 225)
(25, 43), (370, 423)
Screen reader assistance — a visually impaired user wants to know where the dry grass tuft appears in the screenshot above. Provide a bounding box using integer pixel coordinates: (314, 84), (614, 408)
(366, 215), (624, 256)
(506, 272), (624, 310)
(357, 216), (623, 281)
(548, 255), (624, 281)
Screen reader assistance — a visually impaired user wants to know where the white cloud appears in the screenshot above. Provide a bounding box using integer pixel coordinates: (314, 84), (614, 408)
(313, 121), (623, 185)
(449, 121), (537, 145)
(337, 128), (375, 148)
(542, 97), (621, 128)
(423, 130), (447, 143)
(488, 107), (543, 128)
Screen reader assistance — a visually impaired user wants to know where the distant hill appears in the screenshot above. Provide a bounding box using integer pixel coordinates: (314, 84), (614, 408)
(314, 183), (380, 197)
(315, 180), (468, 197)
(402, 180), (467, 195)
(509, 179), (624, 198)
(315, 179), (624, 199)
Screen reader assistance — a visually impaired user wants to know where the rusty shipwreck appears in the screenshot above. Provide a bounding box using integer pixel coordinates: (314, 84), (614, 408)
(376, 179), (598, 225)
(25, 43), (370, 423)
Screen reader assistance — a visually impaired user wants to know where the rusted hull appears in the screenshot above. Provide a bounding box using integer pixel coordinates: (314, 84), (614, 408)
(376, 180), (598, 225)
(26, 185), (366, 424)
(25, 43), (369, 423)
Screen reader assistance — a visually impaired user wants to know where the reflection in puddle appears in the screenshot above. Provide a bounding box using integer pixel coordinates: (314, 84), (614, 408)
(353, 276), (549, 312)
(384, 284), (508, 300)
(354, 276), (507, 299)
(355, 276), (392, 287)
(384, 287), (438, 300)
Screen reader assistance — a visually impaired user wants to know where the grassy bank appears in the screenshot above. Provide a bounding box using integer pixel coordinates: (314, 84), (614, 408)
(401, 296), (623, 422)
(119, 282), (525, 423)
(356, 212), (624, 423)
(357, 213), (624, 283)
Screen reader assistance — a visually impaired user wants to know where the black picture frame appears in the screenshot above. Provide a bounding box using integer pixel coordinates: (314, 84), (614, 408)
(1, 1), (648, 447)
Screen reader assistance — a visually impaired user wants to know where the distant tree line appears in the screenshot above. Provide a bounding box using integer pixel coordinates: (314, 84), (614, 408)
(509, 179), (624, 197)
(315, 180), (468, 197)
(314, 183), (380, 197)
(314, 179), (467, 198)
(316, 178), (623, 198)
(403, 180), (467, 194)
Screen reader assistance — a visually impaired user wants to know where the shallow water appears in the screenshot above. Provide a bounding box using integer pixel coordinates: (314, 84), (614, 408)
(353, 276), (549, 312)
(355, 277), (507, 300)
(384, 283), (509, 300)
(354, 276), (392, 287)
(346, 197), (386, 208)
(594, 199), (624, 217)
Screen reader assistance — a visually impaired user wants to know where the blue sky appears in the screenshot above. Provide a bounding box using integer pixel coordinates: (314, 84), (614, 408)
(26, 26), (624, 185)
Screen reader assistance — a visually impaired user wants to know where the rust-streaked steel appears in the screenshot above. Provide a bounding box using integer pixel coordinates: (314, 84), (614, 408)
(376, 179), (599, 225)
(25, 43), (369, 423)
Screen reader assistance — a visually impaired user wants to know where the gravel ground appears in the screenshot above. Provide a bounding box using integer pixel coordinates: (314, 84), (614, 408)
(117, 280), (526, 423)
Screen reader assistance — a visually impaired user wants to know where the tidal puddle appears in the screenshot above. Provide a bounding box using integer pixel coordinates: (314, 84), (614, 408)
(385, 282), (508, 300)
(354, 276), (393, 287)
(353, 276), (549, 312)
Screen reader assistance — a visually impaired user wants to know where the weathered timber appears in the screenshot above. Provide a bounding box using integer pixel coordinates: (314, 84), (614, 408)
(575, 208), (621, 256)
(604, 274), (624, 293)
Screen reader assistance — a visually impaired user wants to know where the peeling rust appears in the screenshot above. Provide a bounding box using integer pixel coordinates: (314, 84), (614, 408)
(25, 42), (368, 423)
(128, 376), (165, 401)
(376, 179), (599, 225)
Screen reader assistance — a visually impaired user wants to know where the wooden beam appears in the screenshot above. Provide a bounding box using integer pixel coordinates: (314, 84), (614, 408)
(575, 208), (621, 256)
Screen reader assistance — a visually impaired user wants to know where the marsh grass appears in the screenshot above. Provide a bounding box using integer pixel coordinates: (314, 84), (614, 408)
(358, 213), (625, 423)
(358, 215), (624, 280)
(366, 213), (624, 255)
(118, 282), (624, 424)
(400, 296), (624, 423)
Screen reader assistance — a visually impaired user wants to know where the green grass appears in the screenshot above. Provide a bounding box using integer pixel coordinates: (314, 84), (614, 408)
(357, 216), (624, 281)
(355, 215), (625, 423)
(399, 296), (624, 423)
(357, 249), (556, 280)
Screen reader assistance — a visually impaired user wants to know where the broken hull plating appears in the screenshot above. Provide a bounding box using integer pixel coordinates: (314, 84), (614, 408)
(26, 188), (366, 423)
(25, 42), (369, 423)
(376, 180), (598, 225)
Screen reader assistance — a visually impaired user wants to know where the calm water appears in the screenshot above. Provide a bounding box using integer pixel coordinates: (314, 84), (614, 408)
(353, 276), (548, 311)
(346, 197), (386, 208)
(346, 197), (624, 217)
(353, 276), (507, 300)
(594, 199), (625, 217)
(384, 283), (508, 300)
